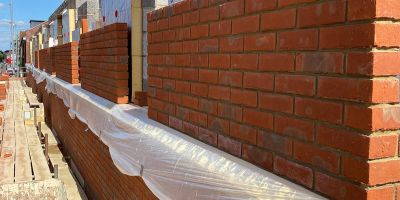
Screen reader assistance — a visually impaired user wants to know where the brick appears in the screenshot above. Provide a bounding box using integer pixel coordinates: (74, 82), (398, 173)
(182, 68), (199, 81)
(209, 54), (230, 69)
(367, 186), (395, 200)
(169, 15), (183, 28)
(243, 72), (273, 91)
(190, 83), (208, 97)
(317, 125), (398, 159)
(191, 54), (209, 67)
(168, 67), (182, 79)
(162, 30), (175, 41)
(320, 24), (374, 49)
(199, 99), (218, 115)
(208, 115), (230, 135)
(297, 0), (345, 27)
(189, 110), (208, 127)
(275, 74), (315, 96)
(296, 52), (344, 74)
(176, 55), (191, 66)
(169, 116), (183, 131)
(295, 97), (343, 124)
(274, 156), (313, 188)
(209, 85), (230, 101)
(182, 95), (199, 110)
(261, 9), (296, 30)
(274, 115), (314, 141)
(183, 10), (199, 25)
(245, 0), (276, 13)
(172, 0), (191, 14)
(217, 103), (243, 121)
(200, 6), (219, 22)
(190, 0), (209, 9)
(219, 71), (242, 87)
(176, 27), (191, 40)
(230, 122), (257, 144)
(169, 42), (183, 53)
(348, 0), (400, 21)
(199, 69), (218, 84)
(243, 108), (273, 129)
(345, 104), (400, 131)
(220, 36), (243, 52)
(218, 134), (241, 157)
(231, 54), (258, 70)
(163, 79), (176, 90)
(315, 172), (365, 200)
(209, 20), (232, 36)
(257, 131), (292, 155)
(259, 53), (295, 72)
(231, 88), (257, 107)
(232, 15), (259, 34)
(317, 77), (399, 103)
(375, 23), (400, 48)
(183, 40), (198, 53)
(182, 121), (199, 137)
(277, 29), (318, 50)
(259, 93), (293, 114)
(346, 52), (400, 76)
(343, 157), (400, 186)
(199, 38), (219, 52)
(244, 33), (275, 51)
(294, 141), (340, 173)
(220, 0), (244, 19)
(241, 144), (273, 170)
(198, 127), (218, 146)
(191, 24), (209, 39)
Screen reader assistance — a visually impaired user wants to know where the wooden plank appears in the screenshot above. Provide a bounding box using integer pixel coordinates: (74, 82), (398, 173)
(14, 123), (32, 182)
(25, 124), (52, 181)
(0, 116), (14, 184)
(26, 93), (40, 108)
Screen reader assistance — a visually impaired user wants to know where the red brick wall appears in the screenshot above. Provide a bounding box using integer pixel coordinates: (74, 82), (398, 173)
(46, 47), (56, 75)
(34, 51), (40, 68)
(147, 0), (400, 199)
(54, 42), (80, 84)
(38, 49), (47, 71)
(29, 76), (157, 200)
(80, 23), (130, 104)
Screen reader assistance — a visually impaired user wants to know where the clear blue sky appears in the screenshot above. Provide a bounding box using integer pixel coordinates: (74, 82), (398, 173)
(0, 0), (63, 51)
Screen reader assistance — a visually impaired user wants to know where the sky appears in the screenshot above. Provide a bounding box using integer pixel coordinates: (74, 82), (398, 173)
(0, 0), (63, 51)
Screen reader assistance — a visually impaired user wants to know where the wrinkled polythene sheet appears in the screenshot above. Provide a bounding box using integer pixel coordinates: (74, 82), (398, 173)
(29, 65), (324, 200)
(101, 0), (131, 28)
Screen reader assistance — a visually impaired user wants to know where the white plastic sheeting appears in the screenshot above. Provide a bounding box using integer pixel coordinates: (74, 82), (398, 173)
(28, 65), (324, 200)
(101, 0), (131, 28)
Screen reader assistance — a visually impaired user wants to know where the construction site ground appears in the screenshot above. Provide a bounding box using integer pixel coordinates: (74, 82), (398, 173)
(0, 78), (87, 199)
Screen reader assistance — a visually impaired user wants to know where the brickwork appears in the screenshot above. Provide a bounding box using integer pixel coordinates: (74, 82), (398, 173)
(80, 23), (130, 104)
(54, 42), (80, 84)
(38, 49), (47, 70)
(147, 0), (400, 199)
(30, 80), (157, 199)
(45, 47), (56, 75)
(34, 51), (40, 68)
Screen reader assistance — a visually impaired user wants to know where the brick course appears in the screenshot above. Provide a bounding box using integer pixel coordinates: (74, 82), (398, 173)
(147, 0), (400, 199)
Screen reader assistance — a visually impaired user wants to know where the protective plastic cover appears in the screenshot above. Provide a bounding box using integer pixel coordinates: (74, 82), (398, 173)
(29, 65), (324, 200)
(101, 0), (131, 28)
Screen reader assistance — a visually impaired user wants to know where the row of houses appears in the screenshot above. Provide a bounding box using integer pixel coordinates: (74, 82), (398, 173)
(19, 0), (176, 99)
